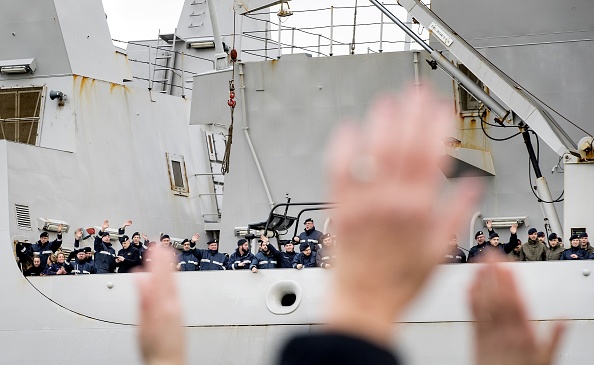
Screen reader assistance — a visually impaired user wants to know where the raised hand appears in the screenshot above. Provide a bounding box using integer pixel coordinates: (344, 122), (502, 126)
(102, 220), (109, 230)
(191, 233), (200, 243)
(75, 228), (83, 240)
(136, 247), (185, 365)
(122, 220), (133, 228)
(325, 86), (481, 347)
(469, 258), (565, 365)
(510, 223), (518, 235)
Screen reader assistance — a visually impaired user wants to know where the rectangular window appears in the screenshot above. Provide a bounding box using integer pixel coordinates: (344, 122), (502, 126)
(171, 160), (184, 188)
(166, 153), (189, 196)
(0, 87), (43, 145)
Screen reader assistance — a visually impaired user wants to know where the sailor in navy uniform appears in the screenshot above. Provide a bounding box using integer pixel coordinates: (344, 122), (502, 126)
(228, 239), (254, 270)
(116, 235), (142, 273)
(188, 235), (228, 271)
(177, 239), (201, 271)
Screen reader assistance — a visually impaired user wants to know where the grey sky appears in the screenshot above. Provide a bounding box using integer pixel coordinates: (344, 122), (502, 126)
(102, 0), (425, 54)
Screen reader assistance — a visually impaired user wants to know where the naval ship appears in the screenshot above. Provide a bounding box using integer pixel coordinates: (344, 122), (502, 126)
(2, 0), (594, 363)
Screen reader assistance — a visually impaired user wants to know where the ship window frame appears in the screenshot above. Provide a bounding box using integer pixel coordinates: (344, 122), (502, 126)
(0, 86), (44, 145)
(166, 153), (189, 196)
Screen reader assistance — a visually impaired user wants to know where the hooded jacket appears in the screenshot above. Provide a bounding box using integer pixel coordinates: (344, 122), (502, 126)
(546, 245), (565, 261)
(519, 239), (547, 261)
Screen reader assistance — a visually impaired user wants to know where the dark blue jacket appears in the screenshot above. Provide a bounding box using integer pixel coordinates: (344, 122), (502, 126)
(178, 250), (201, 271)
(116, 246), (142, 273)
(131, 240), (148, 262)
(44, 261), (70, 275)
(27, 234), (63, 270)
(560, 246), (588, 260)
(250, 244), (283, 270)
(293, 251), (317, 268)
(24, 265), (44, 277)
(316, 245), (337, 268)
(468, 233), (517, 262)
(68, 259), (97, 275)
(281, 251), (297, 268)
(94, 233), (116, 273)
(298, 228), (323, 252)
(192, 248), (228, 270)
(228, 249), (255, 270)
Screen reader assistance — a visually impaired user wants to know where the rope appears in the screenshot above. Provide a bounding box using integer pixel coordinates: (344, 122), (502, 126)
(221, 13), (238, 175)
(351, 0), (358, 54)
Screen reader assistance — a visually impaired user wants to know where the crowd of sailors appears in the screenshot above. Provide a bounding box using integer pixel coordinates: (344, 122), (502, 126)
(445, 220), (591, 263)
(16, 218), (336, 276)
(17, 217), (589, 276)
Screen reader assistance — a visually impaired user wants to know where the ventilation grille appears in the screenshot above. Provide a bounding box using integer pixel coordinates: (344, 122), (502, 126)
(15, 204), (32, 230)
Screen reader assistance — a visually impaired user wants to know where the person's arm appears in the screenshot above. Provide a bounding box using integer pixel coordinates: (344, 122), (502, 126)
(250, 254), (259, 272)
(503, 224), (518, 254)
(118, 220), (132, 236)
(467, 247), (476, 263)
(50, 224), (64, 252)
(142, 234), (149, 250)
(486, 219), (495, 236)
(95, 220), (108, 252)
(190, 233), (200, 249)
(73, 228), (82, 249)
(292, 253), (302, 269)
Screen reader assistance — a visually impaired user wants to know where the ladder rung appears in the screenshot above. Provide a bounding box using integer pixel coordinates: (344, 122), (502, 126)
(155, 56), (172, 59)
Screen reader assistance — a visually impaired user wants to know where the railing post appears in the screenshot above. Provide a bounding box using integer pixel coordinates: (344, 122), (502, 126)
(264, 20), (269, 59)
(379, 6), (384, 53)
(330, 6), (334, 56)
(291, 27), (295, 54)
(277, 18), (282, 59)
(318, 35), (321, 57)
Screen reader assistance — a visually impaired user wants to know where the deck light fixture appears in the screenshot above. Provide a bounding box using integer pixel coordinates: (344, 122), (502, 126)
(187, 38), (216, 49)
(37, 218), (70, 233)
(482, 217), (528, 229)
(0, 58), (36, 74)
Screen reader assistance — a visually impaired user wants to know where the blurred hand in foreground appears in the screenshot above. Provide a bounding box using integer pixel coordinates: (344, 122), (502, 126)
(137, 247), (185, 365)
(469, 257), (565, 365)
(326, 85), (481, 347)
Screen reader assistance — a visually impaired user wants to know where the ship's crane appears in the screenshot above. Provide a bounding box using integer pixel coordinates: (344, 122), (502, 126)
(370, 0), (582, 238)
